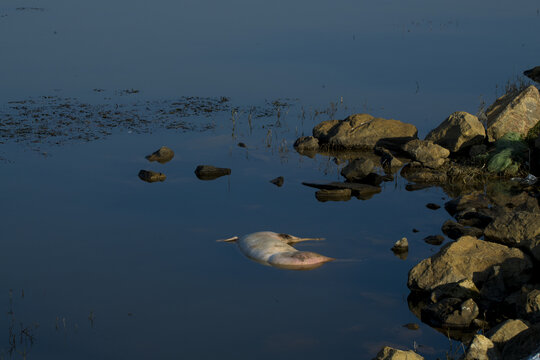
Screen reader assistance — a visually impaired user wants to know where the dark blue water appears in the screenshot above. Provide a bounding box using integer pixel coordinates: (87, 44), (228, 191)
(1, 1), (539, 359)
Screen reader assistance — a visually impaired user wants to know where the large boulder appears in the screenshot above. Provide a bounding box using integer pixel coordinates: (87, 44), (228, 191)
(487, 319), (529, 349)
(425, 111), (486, 153)
(407, 236), (533, 294)
(486, 85), (540, 142)
(500, 323), (540, 360)
(484, 211), (540, 261)
(402, 139), (450, 168)
(312, 113), (418, 149)
(461, 334), (500, 360)
(372, 346), (423, 360)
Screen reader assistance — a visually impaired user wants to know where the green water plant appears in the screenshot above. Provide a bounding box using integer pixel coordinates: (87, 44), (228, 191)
(487, 132), (529, 175)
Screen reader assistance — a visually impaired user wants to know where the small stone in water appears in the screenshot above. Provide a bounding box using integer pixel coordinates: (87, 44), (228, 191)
(270, 176), (284, 187)
(403, 323), (420, 330)
(392, 237), (409, 253)
(426, 203), (441, 210)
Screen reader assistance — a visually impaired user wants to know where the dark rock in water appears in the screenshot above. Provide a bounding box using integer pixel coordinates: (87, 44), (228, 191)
(340, 157), (374, 181)
(455, 208), (495, 229)
(486, 85), (540, 142)
(405, 183), (432, 192)
(524, 66), (540, 83)
(402, 323), (420, 331)
(302, 181), (381, 200)
(426, 203), (440, 210)
(421, 297), (479, 329)
(270, 176), (284, 187)
(145, 146), (174, 164)
(315, 189), (352, 202)
(425, 111), (486, 153)
(407, 236), (533, 293)
(402, 139), (450, 168)
(358, 172), (385, 186)
(412, 228), (420, 233)
(138, 170), (166, 183)
(441, 220), (483, 240)
(312, 113), (418, 149)
(400, 163), (447, 184)
(194, 165), (231, 180)
(444, 193), (490, 216)
(237, 142), (247, 148)
(424, 235), (444, 245)
(501, 323), (540, 360)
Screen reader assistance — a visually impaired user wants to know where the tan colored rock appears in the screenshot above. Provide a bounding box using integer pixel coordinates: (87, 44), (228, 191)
(340, 157), (374, 181)
(312, 114), (418, 149)
(372, 346), (423, 360)
(426, 111), (486, 153)
(487, 319), (529, 348)
(293, 136), (319, 151)
(402, 139), (450, 168)
(486, 85), (540, 142)
(484, 211), (540, 248)
(501, 323), (540, 360)
(145, 146), (174, 163)
(461, 334), (500, 360)
(407, 236), (532, 293)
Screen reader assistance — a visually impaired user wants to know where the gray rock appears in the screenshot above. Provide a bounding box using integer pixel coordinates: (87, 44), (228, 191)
(421, 297), (479, 328)
(487, 319), (529, 349)
(145, 146), (174, 164)
(315, 188), (352, 202)
(312, 113), (418, 149)
(402, 139), (450, 168)
(486, 85), (540, 142)
(441, 220), (483, 240)
(407, 236), (533, 293)
(425, 111), (486, 153)
(138, 170), (166, 183)
(372, 346), (423, 360)
(461, 334), (500, 360)
(340, 157), (375, 181)
(194, 165), (231, 180)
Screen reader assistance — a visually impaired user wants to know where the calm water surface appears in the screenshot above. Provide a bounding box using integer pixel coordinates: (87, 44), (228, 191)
(1, 1), (539, 359)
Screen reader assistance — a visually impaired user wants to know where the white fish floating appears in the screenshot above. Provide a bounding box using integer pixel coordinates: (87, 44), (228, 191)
(219, 231), (335, 270)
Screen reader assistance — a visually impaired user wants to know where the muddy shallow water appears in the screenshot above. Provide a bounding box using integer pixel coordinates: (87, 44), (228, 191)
(1, 0), (540, 359)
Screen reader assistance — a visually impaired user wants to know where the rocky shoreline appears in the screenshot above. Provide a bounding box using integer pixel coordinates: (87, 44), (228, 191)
(294, 85), (540, 359)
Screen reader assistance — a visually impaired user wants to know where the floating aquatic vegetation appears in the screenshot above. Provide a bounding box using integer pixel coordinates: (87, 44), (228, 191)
(487, 132), (529, 175)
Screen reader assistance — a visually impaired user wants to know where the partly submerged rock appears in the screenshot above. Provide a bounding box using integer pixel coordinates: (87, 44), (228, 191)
(402, 139), (450, 168)
(400, 163), (447, 184)
(441, 220), (483, 240)
(315, 188), (352, 202)
(444, 193), (490, 216)
(424, 235), (445, 245)
(372, 346), (423, 360)
(407, 236), (533, 294)
(138, 169), (166, 183)
(461, 334), (500, 360)
(486, 85), (540, 142)
(392, 237), (409, 253)
(524, 66), (540, 83)
(302, 181), (381, 200)
(312, 113), (418, 149)
(425, 111), (486, 153)
(145, 146), (174, 164)
(194, 165), (231, 180)
(377, 147), (404, 170)
(270, 176), (284, 187)
(294, 136), (319, 151)
(340, 157), (374, 181)
(421, 297), (479, 329)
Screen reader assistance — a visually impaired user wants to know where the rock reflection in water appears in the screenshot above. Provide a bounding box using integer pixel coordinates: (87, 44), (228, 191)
(194, 165), (231, 180)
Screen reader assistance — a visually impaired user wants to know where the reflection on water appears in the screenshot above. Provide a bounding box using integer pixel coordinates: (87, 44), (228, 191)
(1, 0), (539, 359)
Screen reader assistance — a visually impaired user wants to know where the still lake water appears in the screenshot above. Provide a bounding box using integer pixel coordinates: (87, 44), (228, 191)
(0, 1), (539, 359)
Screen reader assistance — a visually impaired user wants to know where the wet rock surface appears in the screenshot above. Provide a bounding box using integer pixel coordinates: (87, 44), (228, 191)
(486, 85), (540, 142)
(145, 146), (174, 163)
(340, 157), (374, 181)
(315, 188), (352, 202)
(425, 111), (486, 153)
(138, 170), (166, 183)
(372, 346), (423, 360)
(310, 113), (418, 149)
(194, 165), (231, 180)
